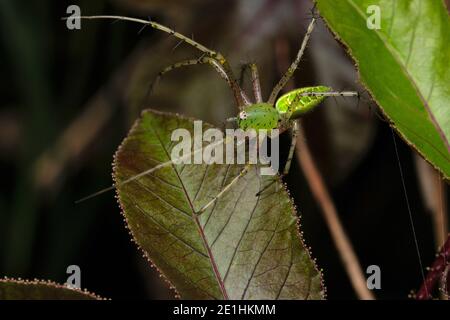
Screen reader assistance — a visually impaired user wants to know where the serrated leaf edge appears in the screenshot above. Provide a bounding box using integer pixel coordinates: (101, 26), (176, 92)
(0, 277), (106, 300)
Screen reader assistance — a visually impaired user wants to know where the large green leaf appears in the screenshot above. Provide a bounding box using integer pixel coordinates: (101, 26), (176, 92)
(113, 110), (324, 300)
(0, 278), (101, 300)
(316, 0), (450, 179)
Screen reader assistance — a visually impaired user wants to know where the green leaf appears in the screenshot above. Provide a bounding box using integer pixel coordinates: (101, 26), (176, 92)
(316, 0), (450, 179)
(113, 110), (324, 300)
(0, 278), (102, 300)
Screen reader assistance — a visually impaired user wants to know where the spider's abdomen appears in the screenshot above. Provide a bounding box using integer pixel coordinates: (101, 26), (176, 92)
(275, 86), (331, 119)
(237, 103), (280, 131)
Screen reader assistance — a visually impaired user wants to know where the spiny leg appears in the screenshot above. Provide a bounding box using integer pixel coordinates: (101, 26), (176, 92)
(196, 133), (262, 214)
(238, 63), (251, 88)
(77, 134), (231, 203)
(250, 63), (263, 103)
(197, 163), (252, 215)
(237, 62), (263, 103)
(148, 57), (251, 106)
(312, 91), (386, 122)
(67, 15), (248, 108)
(283, 120), (300, 175)
(69, 16), (217, 57)
(77, 130), (255, 203)
(268, 17), (316, 104)
(299, 91), (359, 98)
(290, 90), (359, 107)
(146, 59), (201, 105)
(255, 120), (300, 196)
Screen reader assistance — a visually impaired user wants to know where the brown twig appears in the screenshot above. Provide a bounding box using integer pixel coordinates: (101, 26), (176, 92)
(414, 154), (448, 249)
(295, 130), (375, 300)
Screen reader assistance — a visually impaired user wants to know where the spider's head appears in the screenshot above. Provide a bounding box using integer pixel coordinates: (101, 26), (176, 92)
(237, 103), (280, 131)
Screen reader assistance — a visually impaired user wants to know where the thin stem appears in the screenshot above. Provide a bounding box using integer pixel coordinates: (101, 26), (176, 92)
(416, 234), (450, 299)
(295, 129), (375, 300)
(413, 154), (448, 249)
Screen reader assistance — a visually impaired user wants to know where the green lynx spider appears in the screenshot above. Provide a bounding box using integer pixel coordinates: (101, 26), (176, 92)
(72, 15), (358, 212)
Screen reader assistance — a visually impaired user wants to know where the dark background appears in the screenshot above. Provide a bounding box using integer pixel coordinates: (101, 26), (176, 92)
(0, 0), (448, 299)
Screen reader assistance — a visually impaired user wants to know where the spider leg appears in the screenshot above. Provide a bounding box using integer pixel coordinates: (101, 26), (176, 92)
(70, 16), (217, 57)
(268, 17), (316, 104)
(305, 2), (321, 21)
(289, 89), (358, 106)
(148, 59), (201, 96)
(237, 62), (263, 103)
(256, 119), (300, 196)
(197, 135), (264, 214)
(196, 163), (251, 215)
(250, 63), (263, 103)
(68, 15), (249, 108)
(148, 57), (251, 107)
(257, 120), (299, 196)
(283, 120), (300, 175)
(299, 90), (359, 98)
(76, 135), (230, 203)
(77, 131), (258, 206)
(238, 62), (251, 88)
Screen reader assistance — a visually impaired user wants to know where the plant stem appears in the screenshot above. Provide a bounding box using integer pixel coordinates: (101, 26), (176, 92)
(295, 127), (375, 300)
(416, 234), (450, 300)
(414, 154), (448, 249)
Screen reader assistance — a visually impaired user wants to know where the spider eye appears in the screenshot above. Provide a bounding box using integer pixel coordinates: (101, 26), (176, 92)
(239, 111), (248, 120)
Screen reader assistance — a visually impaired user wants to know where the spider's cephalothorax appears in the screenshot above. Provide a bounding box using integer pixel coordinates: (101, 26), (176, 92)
(237, 103), (280, 131)
(71, 14), (358, 212)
